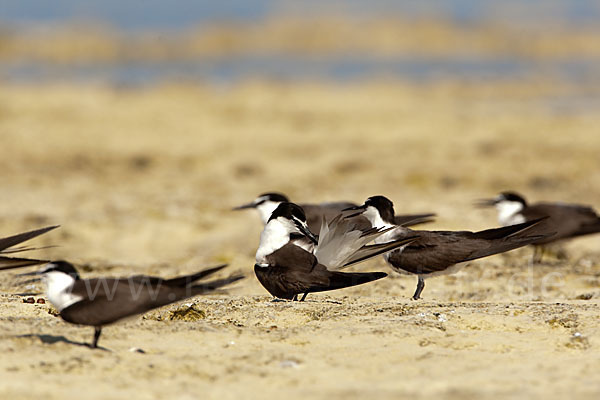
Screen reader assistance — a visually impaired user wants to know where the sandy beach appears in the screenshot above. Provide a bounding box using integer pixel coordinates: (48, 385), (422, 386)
(1, 81), (599, 399)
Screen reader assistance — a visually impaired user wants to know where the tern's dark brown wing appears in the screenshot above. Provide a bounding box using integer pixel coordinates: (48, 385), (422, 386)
(60, 270), (242, 327)
(257, 243), (386, 299)
(386, 219), (549, 275)
(0, 225), (59, 253)
(522, 203), (600, 243)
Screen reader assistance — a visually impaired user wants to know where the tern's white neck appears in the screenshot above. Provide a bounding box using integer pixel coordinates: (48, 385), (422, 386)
(255, 217), (296, 265)
(495, 200), (525, 226)
(362, 205), (401, 245)
(292, 237), (315, 253)
(256, 201), (281, 225)
(43, 271), (82, 311)
(363, 206), (394, 229)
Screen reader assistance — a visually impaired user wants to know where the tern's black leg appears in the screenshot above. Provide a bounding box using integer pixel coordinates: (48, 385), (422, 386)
(412, 277), (425, 300)
(300, 292), (308, 302)
(92, 327), (102, 349)
(539, 247), (546, 263)
(532, 246), (544, 265)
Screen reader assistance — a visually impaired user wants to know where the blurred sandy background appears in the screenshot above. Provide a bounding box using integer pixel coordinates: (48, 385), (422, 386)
(1, 1), (599, 399)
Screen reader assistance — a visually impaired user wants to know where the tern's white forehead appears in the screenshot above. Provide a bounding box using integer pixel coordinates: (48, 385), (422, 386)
(267, 216), (302, 232)
(255, 200), (283, 225)
(38, 263), (56, 274)
(255, 195), (270, 204)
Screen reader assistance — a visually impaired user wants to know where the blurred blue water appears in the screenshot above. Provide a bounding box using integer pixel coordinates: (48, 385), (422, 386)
(1, 0), (600, 85)
(3, 56), (600, 87)
(2, 0), (600, 30)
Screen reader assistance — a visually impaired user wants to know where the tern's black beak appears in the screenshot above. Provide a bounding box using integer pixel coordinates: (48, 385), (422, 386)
(16, 271), (39, 277)
(232, 202), (256, 211)
(342, 204), (367, 219)
(19, 277), (41, 285)
(474, 198), (498, 208)
(15, 270), (42, 285)
(297, 223), (318, 244)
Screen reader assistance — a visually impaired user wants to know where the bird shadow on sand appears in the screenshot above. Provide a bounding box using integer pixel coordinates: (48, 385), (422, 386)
(15, 334), (110, 351)
(268, 298), (343, 305)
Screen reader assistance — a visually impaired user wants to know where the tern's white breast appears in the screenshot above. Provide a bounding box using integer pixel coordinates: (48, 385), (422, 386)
(256, 201), (281, 225)
(255, 218), (294, 264)
(44, 271), (83, 311)
(495, 201), (525, 226)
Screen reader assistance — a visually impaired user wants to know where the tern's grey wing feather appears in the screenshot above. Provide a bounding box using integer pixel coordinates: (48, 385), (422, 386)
(300, 202), (371, 233)
(315, 216), (416, 270)
(314, 215), (367, 269)
(344, 236), (419, 267)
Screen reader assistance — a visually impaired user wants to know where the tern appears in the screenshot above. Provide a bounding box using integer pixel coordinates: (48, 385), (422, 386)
(345, 196), (552, 300)
(254, 202), (418, 301)
(233, 192), (435, 233)
(477, 191), (600, 262)
(18, 261), (243, 348)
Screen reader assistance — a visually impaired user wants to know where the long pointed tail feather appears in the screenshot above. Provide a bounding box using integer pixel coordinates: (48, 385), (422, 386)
(0, 245), (58, 254)
(165, 264), (229, 287)
(0, 225), (59, 253)
(466, 233), (554, 262)
(309, 271), (387, 293)
(394, 213), (437, 227)
(190, 275), (245, 295)
(472, 217), (549, 240)
(0, 256), (50, 271)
